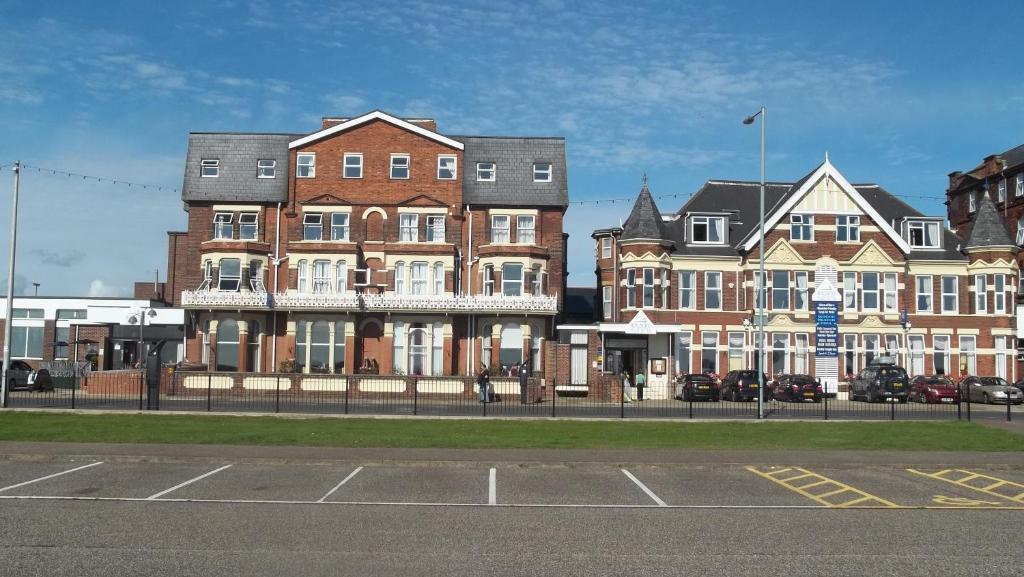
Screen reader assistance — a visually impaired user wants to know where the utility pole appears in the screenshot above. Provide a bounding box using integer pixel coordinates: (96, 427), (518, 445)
(2, 161), (22, 408)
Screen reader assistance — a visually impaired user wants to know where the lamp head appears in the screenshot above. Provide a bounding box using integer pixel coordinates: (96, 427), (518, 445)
(742, 116), (756, 125)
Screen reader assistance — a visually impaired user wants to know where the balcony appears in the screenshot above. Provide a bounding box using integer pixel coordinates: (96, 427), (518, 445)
(182, 290), (558, 314)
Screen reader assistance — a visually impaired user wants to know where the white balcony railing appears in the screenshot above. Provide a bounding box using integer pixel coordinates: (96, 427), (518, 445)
(182, 290), (558, 314)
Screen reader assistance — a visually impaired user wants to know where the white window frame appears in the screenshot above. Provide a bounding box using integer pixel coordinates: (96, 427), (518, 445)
(626, 268), (636, 308)
(502, 263), (523, 296)
(660, 269), (669, 309)
(861, 272), (880, 312)
(975, 274), (987, 314)
(394, 262), (406, 294)
(296, 153), (315, 178)
(257, 159), (276, 178)
(994, 274), (1005, 313)
(476, 162), (495, 182)
(998, 179), (1007, 203)
(602, 286), (612, 319)
(843, 272), (857, 311)
(678, 271), (695, 310)
(794, 333), (809, 374)
(700, 332), (719, 374)
(437, 155), (457, 180)
(883, 272), (898, 313)
(771, 270), (789, 310)
(836, 215), (860, 242)
(1017, 217), (1024, 245)
(690, 215), (724, 244)
(933, 335), (950, 377)
(533, 162), (552, 182)
(908, 220), (940, 248)
(399, 213), (419, 242)
(343, 153), (362, 179)
(941, 275), (958, 313)
(601, 237), (612, 259)
(303, 213), (323, 241)
(705, 271), (722, 310)
(916, 275), (932, 313)
(238, 212), (258, 241)
(516, 215), (536, 244)
(335, 261), (347, 294)
(908, 335), (925, 376)
(968, 192), (977, 214)
(1017, 174), (1024, 198)
(483, 265), (494, 297)
(425, 215), (445, 243)
(390, 154), (410, 179)
(330, 213), (350, 241)
(771, 332), (790, 375)
(532, 265), (544, 297)
(642, 268), (655, 308)
(490, 215), (510, 243)
(201, 159), (219, 178)
(312, 260), (331, 294)
(794, 271), (809, 311)
(297, 260), (308, 293)
(218, 258), (241, 292)
(213, 212), (233, 240)
(790, 214), (813, 241)
(433, 262), (445, 295)
(844, 334), (858, 378)
(959, 335), (976, 375)
(410, 262), (428, 295)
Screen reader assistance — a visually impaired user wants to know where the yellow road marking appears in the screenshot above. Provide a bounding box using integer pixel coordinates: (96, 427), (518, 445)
(907, 469), (1024, 503)
(932, 495), (1003, 507)
(777, 473), (815, 483)
(746, 466), (901, 508)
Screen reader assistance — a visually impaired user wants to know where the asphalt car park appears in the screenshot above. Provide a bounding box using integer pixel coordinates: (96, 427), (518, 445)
(1, 457), (1022, 510)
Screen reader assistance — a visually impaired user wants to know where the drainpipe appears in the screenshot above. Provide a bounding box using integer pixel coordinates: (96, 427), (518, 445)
(272, 201), (282, 370)
(467, 205), (474, 374)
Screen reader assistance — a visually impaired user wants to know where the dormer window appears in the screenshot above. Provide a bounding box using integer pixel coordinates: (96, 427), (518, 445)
(257, 159), (276, 178)
(201, 159), (219, 178)
(533, 162), (552, 182)
(690, 215), (724, 244)
(907, 220), (940, 248)
(477, 162), (496, 181)
(790, 214), (813, 241)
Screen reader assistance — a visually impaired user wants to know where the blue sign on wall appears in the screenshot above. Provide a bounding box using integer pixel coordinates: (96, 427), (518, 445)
(814, 301), (839, 357)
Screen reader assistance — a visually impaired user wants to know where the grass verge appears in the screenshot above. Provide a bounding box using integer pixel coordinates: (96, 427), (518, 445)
(0, 412), (1020, 451)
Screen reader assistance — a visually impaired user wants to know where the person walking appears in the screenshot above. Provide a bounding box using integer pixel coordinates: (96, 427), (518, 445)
(635, 370), (646, 401)
(518, 356), (530, 404)
(622, 371), (634, 403)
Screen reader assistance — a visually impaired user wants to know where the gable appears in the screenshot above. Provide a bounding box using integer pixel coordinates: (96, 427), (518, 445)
(399, 194), (448, 207)
(846, 240), (898, 267)
(792, 175), (865, 214)
(301, 193), (352, 205)
(289, 110), (464, 150)
(763, 239), (807, 265)
(740, 159), (911, 254)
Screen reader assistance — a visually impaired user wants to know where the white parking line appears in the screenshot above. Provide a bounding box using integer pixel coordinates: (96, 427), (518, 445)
(317, 466), (364, 503)
(621, 469), (667, 507)
(489, 468), (497, 505)
(146, 465), (233, 500)
(0, 461), (103, 493)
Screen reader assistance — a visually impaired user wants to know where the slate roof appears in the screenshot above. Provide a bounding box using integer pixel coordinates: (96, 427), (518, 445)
(1001, 144), (1024, 170)
(963, 194), (1016, 251)
(562, 286), (598, 324)
(621, 181), (670, 241)
(454, 136), (568, 207)
(182, 133), (298, 203)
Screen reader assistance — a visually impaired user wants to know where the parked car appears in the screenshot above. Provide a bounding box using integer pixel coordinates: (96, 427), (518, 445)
(909, 375), (959, 404)
(720, 370), (769, 402)
(2, 360), (34, 391)
(848, 360), (910, 403)
(770, 374), (822, 403)
(674, 374), (720, 402)
(1011, 378), (1024, 396)
(960, 376), (1024, 405)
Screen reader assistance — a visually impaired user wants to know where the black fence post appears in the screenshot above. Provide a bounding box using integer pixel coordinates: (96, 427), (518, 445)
(206, 374), (212, 412)
(551, 381), (556, 417)
(688, 393), (693, 420)
(956, 390), (962, 421)
(890, 395), (895, 421)
(1007, 392), (1012, 422)
(824, 388), (829, 420)
(138, 372), (144, 411)
(620, 378), (625, 419)
(483, 382), (488, 417)
(71, 380), (76, 410)
(965, 384), (971, 422)
(344, 379), (349, 415)
(413, 378), (418, 416)
(275, 376), (281, 413)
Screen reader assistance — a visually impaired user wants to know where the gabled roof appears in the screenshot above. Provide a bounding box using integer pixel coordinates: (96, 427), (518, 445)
(738, 158), (912, 254)
(621, 180), (670, 242)
(963, 194), (1016, 251)
(289, 110), (464, 150)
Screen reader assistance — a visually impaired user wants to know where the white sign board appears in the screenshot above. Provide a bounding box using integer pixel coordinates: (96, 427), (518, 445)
(624, 310), (657, 335)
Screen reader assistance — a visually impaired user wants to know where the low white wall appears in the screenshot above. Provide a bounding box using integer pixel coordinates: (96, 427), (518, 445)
(417, 379), (464, 394)
(357, 378), (406, 393)
(301, 376), (348, 392)
(183, 375), (233, 390)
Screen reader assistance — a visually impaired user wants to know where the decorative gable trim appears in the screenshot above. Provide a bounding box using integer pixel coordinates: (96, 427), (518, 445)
(301, 193), (352, 205)
(398, 194), (448, 207)
(289, 110), (464, 150)
(739, 158), (912, 254)
(846, 240), (898, 267)
(762, 239), (807, 265)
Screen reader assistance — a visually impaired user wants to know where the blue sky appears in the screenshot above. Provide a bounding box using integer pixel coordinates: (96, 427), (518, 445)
(1, 0), (1022, 296)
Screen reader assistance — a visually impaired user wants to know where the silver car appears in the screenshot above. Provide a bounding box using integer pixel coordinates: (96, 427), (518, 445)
(2, 360), (34, 390)
(962, 376), (1024, 405)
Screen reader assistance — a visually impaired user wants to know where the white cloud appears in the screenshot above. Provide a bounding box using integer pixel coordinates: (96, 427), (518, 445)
(87, 279), (126, 298)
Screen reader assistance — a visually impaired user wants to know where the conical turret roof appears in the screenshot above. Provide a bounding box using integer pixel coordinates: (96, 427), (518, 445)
(620, 178), (670, 242)
(963, 194), (1016, 251)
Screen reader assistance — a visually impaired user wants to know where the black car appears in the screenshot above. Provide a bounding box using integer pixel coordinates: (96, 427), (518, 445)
(720, 370), (769, 402)
(674, 374), (720, 401)
(771, 374), (822, 403)
(849, 361), (909, 403)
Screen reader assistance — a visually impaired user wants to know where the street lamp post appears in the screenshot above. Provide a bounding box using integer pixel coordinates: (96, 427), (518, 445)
(743, 106), (766, 420)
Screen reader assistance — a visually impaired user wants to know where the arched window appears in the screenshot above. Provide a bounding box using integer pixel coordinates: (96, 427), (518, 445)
(335, 261), (347, 294)
(246, 321), (260, 372)
(295, 320), (307, 373)
(499, 322), (523, 370)
(297, 260), (308, 293)
(395, 262), (406, 294)
(216, 319), (239, 371)
(312, 260), (330, 293)
(408, 324), (427, 376)
(433, 262), (444, 295)
(333, 321), (346, 373)
(310, 320), (330, 373)
(431, 321), (444, 376)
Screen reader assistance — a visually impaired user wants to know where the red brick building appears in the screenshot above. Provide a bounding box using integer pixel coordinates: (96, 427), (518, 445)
(559, 158), (1017, 398)
(167, 110), (568, 377)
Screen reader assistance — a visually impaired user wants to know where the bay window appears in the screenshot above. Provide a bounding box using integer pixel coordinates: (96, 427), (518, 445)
(502, 263), (523, 296)
(218, 259), (241, 291)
